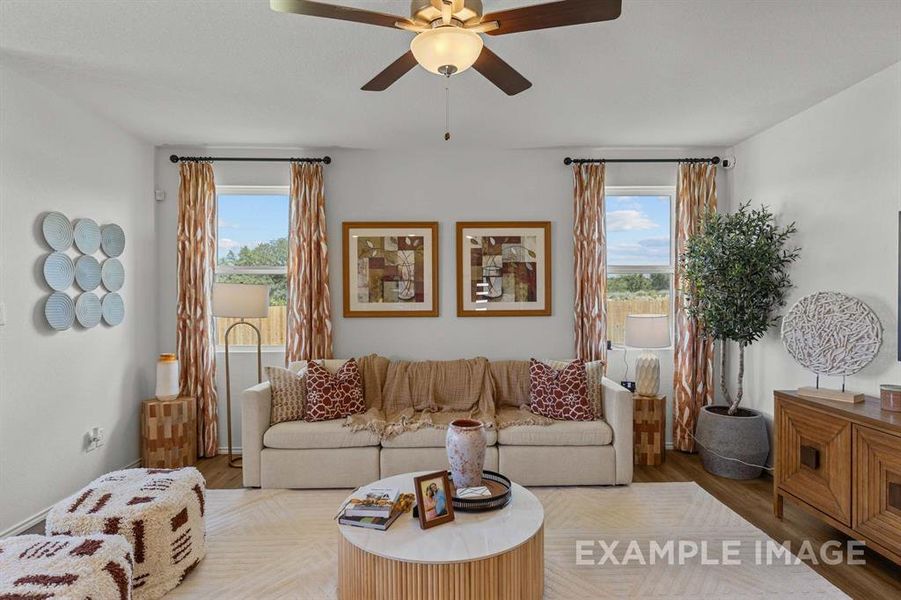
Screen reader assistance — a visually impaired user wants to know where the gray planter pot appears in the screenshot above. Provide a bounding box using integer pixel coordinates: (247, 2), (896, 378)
(695, 405), (769, 480)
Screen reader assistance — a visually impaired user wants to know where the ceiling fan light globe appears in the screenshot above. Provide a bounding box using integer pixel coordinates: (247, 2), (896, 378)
(410, 27), (483, 75)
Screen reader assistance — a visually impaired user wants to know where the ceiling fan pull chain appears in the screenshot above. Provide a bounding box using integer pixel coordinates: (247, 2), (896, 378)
(444, 80), (451, 141)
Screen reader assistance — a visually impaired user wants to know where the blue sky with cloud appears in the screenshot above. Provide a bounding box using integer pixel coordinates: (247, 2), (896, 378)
(606, 195), (671, 266)
(217, 194), (288, 260)
(216, 192), (670, 266)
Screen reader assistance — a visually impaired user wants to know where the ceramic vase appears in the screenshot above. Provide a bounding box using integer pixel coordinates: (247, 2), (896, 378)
(446, 419), (487, 488)
(155, 353), (180, 401)
(635, 351), (660, 397)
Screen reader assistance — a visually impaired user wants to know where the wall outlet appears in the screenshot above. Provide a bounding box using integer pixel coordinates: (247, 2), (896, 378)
(620, 380), (636, 393)
(86, 427), (105, 452)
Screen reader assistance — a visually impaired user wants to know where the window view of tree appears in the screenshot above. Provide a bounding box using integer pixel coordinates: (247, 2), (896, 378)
(606, 192), (674, 346)
(217, 237), (288, 305)
(215, 191), (289, 347)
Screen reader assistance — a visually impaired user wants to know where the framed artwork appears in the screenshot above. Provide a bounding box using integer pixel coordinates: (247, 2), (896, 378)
(456, 221), (551, 317)
(343, 221), (439, 317)
(413, 471), (455, 530)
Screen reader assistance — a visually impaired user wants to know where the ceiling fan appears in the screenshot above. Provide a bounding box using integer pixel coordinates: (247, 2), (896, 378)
(270, 0), (622, 96)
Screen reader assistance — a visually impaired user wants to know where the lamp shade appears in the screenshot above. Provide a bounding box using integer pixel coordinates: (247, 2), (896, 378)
(212, 283), (269, 318)
(624, 314), (670, 349)
(410, 27), (484, 75)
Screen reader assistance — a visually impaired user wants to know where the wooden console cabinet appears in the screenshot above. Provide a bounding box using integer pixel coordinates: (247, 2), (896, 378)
(774, 390), (901, 564)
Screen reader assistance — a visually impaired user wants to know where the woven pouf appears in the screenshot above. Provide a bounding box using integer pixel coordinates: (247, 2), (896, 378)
(46, 467), (206, 600)
(0, 533), (133, 600)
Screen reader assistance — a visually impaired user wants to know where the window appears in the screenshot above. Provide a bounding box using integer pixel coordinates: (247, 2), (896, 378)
(215, 186), (289, 348)
(605, 188), (675, 347)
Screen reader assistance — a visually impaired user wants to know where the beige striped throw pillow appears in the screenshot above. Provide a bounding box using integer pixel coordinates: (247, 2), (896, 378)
(267, 365), (308, 424)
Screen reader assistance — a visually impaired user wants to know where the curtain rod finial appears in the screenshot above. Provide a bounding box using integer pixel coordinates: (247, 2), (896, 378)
(711, 156), (721, 165)
(563, 157), (573, 165)
(169, 154), (179, 163)
(323, 156), (332, 165)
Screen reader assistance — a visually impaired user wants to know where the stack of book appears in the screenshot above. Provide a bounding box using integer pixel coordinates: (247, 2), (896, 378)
(338, 487), (402, 531)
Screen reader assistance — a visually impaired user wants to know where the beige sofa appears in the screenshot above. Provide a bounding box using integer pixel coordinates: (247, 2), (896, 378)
(242, 358), (633, 488)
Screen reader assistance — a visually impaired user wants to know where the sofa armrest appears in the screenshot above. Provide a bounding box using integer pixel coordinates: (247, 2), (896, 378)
(241, 381), (272, 487)
(602, 377), (634, 484)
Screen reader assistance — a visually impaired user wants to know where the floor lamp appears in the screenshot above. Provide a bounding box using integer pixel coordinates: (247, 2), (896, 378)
(213, 282), (270, 469)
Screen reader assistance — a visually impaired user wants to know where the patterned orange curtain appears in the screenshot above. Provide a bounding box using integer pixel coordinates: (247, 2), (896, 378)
(286, 162), (333, 363)
(572, 163), (607, 363)
(672, 162), (717, 452)
(176, 162), (219, 458)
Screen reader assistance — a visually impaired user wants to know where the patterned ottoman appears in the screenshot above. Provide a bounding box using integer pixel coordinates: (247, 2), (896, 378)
(46, 467), (206, 600)
(0, 533), (133, 600)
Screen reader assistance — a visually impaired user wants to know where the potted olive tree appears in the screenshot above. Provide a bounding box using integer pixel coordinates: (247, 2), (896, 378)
(682, 202), (799, 479)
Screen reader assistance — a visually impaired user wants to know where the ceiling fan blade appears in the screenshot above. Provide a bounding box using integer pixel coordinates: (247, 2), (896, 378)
(483, 0), (622, 36)
(270, 0), (407, 29)
(361, 51), (419, 91)
(472, 47), (532, 96)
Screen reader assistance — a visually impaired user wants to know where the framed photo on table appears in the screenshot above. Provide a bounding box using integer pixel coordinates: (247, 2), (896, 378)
(456, 221), (551, 317)
(413, 471), (455, 530)
(343, 222), (438, 318)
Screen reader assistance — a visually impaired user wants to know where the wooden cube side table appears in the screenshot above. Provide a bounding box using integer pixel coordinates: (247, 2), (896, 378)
(141, 396), (197, 468)
(634, 394), (666, 466)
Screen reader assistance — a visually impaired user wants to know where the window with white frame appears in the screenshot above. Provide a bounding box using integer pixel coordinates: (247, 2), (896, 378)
(215, 186), (289, 348)
(605, 187), (675, 346)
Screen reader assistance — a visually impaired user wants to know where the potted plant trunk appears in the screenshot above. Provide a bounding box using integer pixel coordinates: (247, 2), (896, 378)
(682, 202), (800, 479)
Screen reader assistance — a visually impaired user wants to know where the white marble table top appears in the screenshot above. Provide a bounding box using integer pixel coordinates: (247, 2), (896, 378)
(337, 471), (545, 564)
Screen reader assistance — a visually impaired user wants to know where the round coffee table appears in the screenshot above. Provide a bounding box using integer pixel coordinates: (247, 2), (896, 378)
(337, 471), (544, 600)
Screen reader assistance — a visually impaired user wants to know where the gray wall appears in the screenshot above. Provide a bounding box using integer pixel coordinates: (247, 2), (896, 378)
(724, 62), (901, 430)
(154, 146), (727, 449)
(0, 66), (157, 535)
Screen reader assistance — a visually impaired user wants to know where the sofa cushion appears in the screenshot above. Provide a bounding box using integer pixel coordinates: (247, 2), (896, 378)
(264, 419), (380, 449)
(267, 365), (307, 425)
(382, 425), (498, 448)
(529, 358), (594, 421)
(543, 358), (606, 419)
(497, 414), (613, 446)
(304, 359), (366, 422)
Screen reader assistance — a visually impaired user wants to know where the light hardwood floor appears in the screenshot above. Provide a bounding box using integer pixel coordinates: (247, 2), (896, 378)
(22, 451), (900, 598)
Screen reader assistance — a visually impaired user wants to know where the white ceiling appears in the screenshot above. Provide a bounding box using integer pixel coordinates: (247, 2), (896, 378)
(1, 0), (899, 149)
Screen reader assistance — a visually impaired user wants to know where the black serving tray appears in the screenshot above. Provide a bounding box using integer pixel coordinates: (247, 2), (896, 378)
(447, 470), (512, 513)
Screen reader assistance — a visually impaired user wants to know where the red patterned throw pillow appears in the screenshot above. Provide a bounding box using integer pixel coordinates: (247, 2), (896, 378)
(304, 358), (366, 422)
(528, 358), (594, 421)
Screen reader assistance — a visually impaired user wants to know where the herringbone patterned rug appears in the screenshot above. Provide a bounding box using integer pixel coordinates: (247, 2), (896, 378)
(168, 482), (845, 599)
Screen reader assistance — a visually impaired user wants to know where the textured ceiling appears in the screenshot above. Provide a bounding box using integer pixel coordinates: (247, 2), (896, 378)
(1, 0), (899, 149)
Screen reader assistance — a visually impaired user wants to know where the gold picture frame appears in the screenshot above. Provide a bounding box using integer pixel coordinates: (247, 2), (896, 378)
(413, 471), (455, 530)
(343, 221), (439, 318)
(456, 221), (552, 317)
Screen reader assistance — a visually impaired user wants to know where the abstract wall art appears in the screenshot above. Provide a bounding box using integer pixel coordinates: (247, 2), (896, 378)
(456, 221), (551, 317)
(342, 221), (438, 317)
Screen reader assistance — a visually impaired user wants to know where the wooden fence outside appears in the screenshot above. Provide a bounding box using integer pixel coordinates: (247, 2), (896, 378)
(216, 307), (287, 347)
(607, 296), (671, 346)
(217, 297), (670, 348)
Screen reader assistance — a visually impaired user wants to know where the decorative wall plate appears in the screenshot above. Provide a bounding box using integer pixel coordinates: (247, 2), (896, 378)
(42, 212), (73, 251)
(45, 292), (75, 331)
(75, 255), (102, 291)
(73, 218), (102, 254)
(101, 258), (125, 292)
(102, 292), (125, 326)
(781, 291), (882, 376)
(101, 224), (125, 257)
(75, 292), (102, 328)
(43, 252), (75, 291)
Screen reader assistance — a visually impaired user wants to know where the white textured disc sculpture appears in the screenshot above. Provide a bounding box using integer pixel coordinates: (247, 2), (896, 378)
(781, 291), (882, 376)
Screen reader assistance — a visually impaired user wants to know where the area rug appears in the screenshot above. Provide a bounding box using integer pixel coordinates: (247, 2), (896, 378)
(167, 482), (845, 599)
